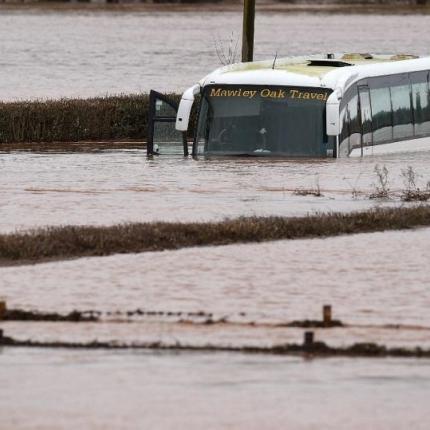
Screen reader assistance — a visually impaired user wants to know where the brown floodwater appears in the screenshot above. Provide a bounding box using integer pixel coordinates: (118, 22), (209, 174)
(1, 149), (430, 233)
(1, 348), (429, 430)
(0, 10), (429, 100)
(2, 227), (430, 344)
(1, 9), (430, 429)
(2, 150), (430, 428)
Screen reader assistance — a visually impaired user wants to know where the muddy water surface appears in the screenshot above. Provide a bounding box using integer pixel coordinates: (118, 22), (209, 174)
(0, 11), (429, 99)
(1, 348), (429, 430)
(1, 149), (430, 233)
(2, 228), (430, 346)
(1, 349), (430, 430)
(2, 124), (430, 430)
(1, 9), (430, 429)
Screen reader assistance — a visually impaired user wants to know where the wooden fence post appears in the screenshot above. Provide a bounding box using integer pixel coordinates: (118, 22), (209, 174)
(0, 301), (6, 320)
(242, 0), (256, 62)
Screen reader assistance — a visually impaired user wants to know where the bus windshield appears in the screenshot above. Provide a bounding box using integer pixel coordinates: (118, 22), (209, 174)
(195, 85), (332, 157)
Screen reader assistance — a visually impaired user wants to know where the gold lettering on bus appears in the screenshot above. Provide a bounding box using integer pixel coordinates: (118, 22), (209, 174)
(209, 88), (328, 101)
(289, 90), (328, 101)
(260, 89), (286, 98)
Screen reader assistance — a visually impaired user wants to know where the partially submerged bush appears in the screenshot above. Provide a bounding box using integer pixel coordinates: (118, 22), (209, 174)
(0, 93), (194, 144)
(401, 166), (430, 202)
(369, 164), (390, 199)
(0, 95), (144, 143)
(293, 174), (322, 197)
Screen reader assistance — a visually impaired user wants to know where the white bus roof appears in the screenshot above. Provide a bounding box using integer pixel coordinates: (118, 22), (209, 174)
(201, 53), (430, 97)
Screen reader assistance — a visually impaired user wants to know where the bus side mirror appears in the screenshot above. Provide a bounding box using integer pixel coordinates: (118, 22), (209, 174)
(326, 92), (340, 136)
(176, 84), (200, 132)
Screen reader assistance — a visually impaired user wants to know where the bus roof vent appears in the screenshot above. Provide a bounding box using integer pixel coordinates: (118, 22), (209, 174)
(307, 59), (352, 67)
(390, 54), (419, 61)
(342, 53), (373, 60)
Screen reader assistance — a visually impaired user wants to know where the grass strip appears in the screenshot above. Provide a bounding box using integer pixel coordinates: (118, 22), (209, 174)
(2, 335), (430, 359)
(0, 206), (429, 266)
(1, 307), (342, 327)
(2, 309), (98, 322)
(1, 2), (430, 14)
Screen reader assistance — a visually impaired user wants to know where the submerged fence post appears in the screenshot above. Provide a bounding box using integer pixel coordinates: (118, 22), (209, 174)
(323, 305), (332, 326)
(0, 301), (6, 320)
(242, 0), (255, 62)
(304, 331), (314, 347)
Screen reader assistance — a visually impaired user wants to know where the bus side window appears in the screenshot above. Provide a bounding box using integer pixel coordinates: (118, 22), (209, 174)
(369, 83), (393, 144)
(411, 71), (430, 136)
(390, 73), (414, 140)
(358, 86), (373, 147)
(348, 93), (362, 151)
(339, 103), (350, 157)
(339, 86), (362, 156)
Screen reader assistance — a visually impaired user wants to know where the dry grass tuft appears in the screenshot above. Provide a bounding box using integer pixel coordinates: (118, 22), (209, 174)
(400, 166), (430, 202)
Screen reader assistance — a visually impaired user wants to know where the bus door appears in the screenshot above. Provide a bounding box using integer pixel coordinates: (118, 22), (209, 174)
(358, 85), (373, 154)
(147, 90), (188, 156)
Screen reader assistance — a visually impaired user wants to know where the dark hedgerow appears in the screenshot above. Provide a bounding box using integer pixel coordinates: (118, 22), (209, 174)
(0, 206), (429, 266)
(0, 93), (195, 144)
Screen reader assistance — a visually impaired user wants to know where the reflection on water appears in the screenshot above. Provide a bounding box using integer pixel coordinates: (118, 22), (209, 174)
(0, 11), (429, 100)
(1, 348), (430, 430)
(1, 149), (430, 233)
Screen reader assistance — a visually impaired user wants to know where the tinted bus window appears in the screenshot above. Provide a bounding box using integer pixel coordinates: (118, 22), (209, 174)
(339, 103), (350, 156)
(358, 86), (372, 147)
(411, 71), (430, 136)
(390, 75), (413, 140)
(348, 93), (362, 150)
(370, 87), (393, 144)
(339, 85), (362, 156)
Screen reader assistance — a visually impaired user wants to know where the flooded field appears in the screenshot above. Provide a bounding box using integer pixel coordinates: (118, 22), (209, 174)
(1, 149), (430, 233)
(2, 8), (430, 429)
(0, 10), (430, 100)
(2, 226), (430, 348)
(0, 229), (430, 430)
(1, 349), (429, 430)
(2, 148), (430, 427)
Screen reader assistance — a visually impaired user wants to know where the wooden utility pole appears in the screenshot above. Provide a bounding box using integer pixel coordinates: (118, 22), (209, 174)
(242, 0), (255, 62)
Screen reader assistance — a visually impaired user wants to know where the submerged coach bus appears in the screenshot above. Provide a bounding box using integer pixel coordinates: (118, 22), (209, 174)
(147, 53), (430, 158)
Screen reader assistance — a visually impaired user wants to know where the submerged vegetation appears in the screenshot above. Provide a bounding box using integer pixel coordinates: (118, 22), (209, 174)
(369, 164), (390, 199)
(368, 164), (430, 202)
(0, 94), (176, 144)
(0, 94), (148, 143)
(0, 93), (200, 144)
(401, 166), (430, 201)
(2, 333), (430, 359)
(293, 174), (322, 197)
(1, 206), (430, 266)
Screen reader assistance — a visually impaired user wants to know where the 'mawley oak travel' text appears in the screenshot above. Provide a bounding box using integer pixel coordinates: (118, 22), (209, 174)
(209, 88), (329, 101)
